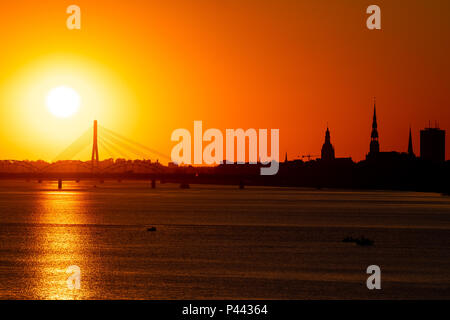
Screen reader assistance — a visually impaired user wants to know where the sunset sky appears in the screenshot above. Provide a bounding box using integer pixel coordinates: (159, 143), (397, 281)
(0, 0), (449, 162)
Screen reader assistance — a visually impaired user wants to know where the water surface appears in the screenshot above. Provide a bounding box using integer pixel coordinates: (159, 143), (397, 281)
(0, 180), (449, 299)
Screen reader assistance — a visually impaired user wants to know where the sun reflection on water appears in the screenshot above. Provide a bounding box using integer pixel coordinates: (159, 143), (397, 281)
(31, 182), (91, 300)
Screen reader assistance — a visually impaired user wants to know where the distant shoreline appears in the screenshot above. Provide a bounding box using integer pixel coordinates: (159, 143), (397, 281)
(0, 175), (448, 195)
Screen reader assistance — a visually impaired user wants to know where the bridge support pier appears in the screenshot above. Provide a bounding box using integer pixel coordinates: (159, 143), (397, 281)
(151, 179), (156, 189)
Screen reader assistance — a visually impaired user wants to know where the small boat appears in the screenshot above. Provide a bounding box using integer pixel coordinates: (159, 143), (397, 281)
(342, 236), (354, 243)
(355, 237), (374, 246)
(147, 227), (157, 232)
(180, 183), (190, 189)
(342, 236), (374, 246)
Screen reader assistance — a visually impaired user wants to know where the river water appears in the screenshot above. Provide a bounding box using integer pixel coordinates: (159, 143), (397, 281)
(0, 180), (449, 299)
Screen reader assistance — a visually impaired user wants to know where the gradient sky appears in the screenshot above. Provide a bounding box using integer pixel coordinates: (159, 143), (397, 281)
(0, 0), (449, 162)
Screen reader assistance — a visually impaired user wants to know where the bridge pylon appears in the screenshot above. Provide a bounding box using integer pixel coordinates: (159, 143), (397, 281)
(91, 120), (99, 170)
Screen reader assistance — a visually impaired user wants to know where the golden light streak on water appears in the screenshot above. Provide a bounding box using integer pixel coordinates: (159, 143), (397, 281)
(31, 183), (89, 300)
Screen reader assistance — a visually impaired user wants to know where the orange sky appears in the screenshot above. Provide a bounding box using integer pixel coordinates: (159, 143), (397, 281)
(0, 0), (449, 162)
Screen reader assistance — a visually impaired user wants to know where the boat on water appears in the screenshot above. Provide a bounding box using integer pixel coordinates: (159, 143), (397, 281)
(342, 236), (374, 246)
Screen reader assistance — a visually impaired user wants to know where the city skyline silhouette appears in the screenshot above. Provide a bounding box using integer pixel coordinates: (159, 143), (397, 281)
(0, 102), (446, 165)
(1, 1), (450, 162)
(1, 0), (450, 303)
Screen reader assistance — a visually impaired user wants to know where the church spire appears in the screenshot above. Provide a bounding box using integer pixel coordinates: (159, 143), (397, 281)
(325, 126), (331, 144)
(369, 99), (380, 154)
(372, 100), (378, 129)
(321, 125), (335, 161)
(408, 126), (415, 157)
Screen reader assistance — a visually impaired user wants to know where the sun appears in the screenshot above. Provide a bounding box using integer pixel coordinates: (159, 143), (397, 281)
(46, 86), (81, 118)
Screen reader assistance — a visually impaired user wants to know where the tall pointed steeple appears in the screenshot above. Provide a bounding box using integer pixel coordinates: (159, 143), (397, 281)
(321, 125), (335, 161)
(325, 126), (331, 144)
(369, 99), (380, 154)
(408, 127), (415, 157)
(372, 104), (377, 130)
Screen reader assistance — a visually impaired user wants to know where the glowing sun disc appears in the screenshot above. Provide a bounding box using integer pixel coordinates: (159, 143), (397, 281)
(46, 86), (81, 118)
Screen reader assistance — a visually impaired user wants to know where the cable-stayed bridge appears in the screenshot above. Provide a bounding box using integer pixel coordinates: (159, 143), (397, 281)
(0, 121), (178, 177)
(0, 121), (260, 187)
(53, 121), (170, 165)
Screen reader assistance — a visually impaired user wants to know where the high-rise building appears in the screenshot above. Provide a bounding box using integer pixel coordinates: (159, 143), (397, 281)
(321, 127), (335, 161)
(420, 127), (446, 162)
